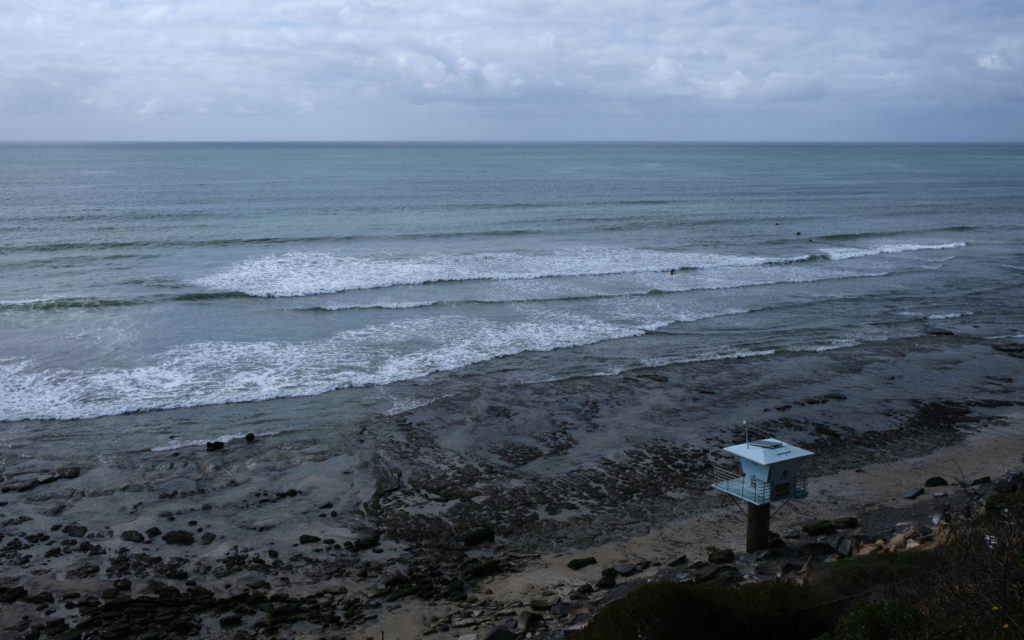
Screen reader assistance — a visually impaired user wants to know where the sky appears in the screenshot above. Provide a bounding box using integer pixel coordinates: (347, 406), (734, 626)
(1, 0), (1022, 142)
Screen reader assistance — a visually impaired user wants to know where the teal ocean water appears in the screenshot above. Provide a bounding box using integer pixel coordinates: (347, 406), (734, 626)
(1, 143), (1022, 455)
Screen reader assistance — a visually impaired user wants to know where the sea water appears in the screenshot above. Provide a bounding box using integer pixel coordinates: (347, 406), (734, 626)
(1, 142), (1023, 457)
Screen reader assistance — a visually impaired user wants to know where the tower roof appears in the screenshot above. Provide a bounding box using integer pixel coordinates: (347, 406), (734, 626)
(722, 438), (813, 466)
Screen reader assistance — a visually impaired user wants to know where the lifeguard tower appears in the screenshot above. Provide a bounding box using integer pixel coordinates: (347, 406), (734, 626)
(712, 431), (813, 551)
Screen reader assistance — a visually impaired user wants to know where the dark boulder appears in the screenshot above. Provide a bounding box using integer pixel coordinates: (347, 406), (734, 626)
(62, 524), (87, 538)
(568, 556), (597, 570)
(802, 520), (836, 536)
(707, 548), (735, 564)
(463, 525), (495, 547)
(797, 541), (837, 561)
(161, 530), (194, 546)
(832, 516), (859, 529)
(484, 626), (518, 640)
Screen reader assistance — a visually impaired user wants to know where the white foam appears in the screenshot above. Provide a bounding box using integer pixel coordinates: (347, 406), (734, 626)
(807, 339), (859, 352)
(640, 348), (777, 369)
(897, 311), (973, 320)
(824, 242), (966, 261)
(191, 248), (769, 297)
(0, 313), (641, 421)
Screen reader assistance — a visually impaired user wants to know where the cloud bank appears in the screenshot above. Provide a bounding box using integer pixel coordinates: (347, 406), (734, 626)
(1, 0), (1022, 141)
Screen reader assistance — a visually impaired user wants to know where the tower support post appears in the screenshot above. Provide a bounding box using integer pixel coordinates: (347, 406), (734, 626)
(746, 503), (771, 552)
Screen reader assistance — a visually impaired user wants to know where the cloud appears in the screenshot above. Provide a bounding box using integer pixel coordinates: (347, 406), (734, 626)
(977, 53), (1008, 70)
(1, 0), (1022, 140)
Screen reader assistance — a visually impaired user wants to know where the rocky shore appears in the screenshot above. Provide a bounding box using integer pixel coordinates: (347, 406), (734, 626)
(2, 339), (1022, 639)
(2, 408), (1020, 639)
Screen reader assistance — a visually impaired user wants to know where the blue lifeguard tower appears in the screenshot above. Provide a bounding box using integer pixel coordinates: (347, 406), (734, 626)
(712, 434), (813, 551)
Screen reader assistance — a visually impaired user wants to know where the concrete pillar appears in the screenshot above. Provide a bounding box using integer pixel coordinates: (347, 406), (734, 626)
(746, 502), (771, 552)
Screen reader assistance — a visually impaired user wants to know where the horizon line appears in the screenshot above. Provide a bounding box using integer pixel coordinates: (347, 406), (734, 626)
(2, 139), (1022, 145)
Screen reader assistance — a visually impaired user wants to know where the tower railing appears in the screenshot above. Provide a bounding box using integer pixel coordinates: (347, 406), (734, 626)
(711, 466), (807, 505)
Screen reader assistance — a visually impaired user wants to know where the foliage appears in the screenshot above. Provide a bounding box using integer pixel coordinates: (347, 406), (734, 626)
(817, 603), (941, 640)
(574, 580), (836, 640)
(807, 548), (940, 602)
(577, 492), (1024, 640)
(919, 493), (1024, 638)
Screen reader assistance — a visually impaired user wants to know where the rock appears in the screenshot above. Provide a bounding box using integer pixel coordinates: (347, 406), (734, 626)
(567, 557), (597, 570)
(463, 526), (495, 547)
(902, 488), (924, 499)
(797, 542), (837, 561)
(694, 564), (741, 586)
(299, 534), (321, 544)
(121, 530), (145, 543)
(200, 532), (216, 545)
(484, 626), (518, 640)
(802, 520), (836, 536)
(206, 441), (224, 451)
(114, 579), (131, 591)
(463, 558), (500, 578)
(707, 548), (735, 564)
(971, 476), (991, 486)
(832, 516), (859, 529)
(784, 527), (802, 539)
(146, 527), (162, 539)
(245, 433), (256, 443)
(905, 538), (922, 550)
(837, 538), (855, 558)
(595, 568), (616, 589)
(161, 530), (194, 546)
(344, 532), (380, 551)
(529, 598), (553, 611)
(924, 476), (948, 487)
(2, 466), (80, 493)
(518, 610), (542, 632)
(667, 554), (688, 567)
(0, 586), (27, 603)
(886, 530), (919, 551)
(62, 524), (87, 538)
(613, 562), (637, 576)
(220, 614), (243, 628)
(994, 473), (1023, 493)
(856, 543), (880, 556)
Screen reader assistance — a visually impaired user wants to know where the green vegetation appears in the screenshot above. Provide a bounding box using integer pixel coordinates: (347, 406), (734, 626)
(574, 580), (834, 640)
(577, 493), (1024, 640)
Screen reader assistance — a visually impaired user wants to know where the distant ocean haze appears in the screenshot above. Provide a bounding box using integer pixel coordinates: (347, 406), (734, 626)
(1, 142), (1021, 448)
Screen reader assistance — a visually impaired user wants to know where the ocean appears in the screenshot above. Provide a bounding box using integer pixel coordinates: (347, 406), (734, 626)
(2, 142), (1023, 462)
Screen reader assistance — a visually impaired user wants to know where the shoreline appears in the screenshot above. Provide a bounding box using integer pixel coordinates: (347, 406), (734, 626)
(2, 337), (1022, 638)
(2, 409), (1020, 638)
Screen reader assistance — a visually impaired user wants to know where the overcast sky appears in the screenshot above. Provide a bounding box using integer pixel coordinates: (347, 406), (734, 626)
(2, 0), (1022, 142)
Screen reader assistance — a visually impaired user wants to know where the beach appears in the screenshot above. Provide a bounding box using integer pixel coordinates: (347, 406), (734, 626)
(2, 142), (1023, 637)
(2, 336), (1022, 639)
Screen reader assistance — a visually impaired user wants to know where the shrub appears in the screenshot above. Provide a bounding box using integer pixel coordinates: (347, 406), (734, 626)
(575, 580), (836, 640)
(821, 603), (940, 640)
